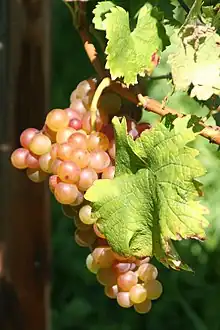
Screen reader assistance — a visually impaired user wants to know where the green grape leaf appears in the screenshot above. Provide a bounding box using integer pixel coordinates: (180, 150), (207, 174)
(180, 0), (203, 30)
(168, 28), (220, 100)
(103, 4), (162, 85)
(85, 117), (209, 270)
(202, 5), (220, 31)
(92, 1), (115, 31)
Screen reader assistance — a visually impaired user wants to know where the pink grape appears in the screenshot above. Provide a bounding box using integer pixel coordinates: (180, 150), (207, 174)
(11, 148), (29, 169)
(51, 159), (63, 175)
(70, 149), (90, 168)
(87, 132), (109, 151)
(57, 143), (73, 160)
(104, 285), (119, 299)
(49, 175), (61, 193)
(26, 152), (39, 169)
(113, 262), (135, 275)
(78, 168), (98, 191)
(137, 263), (158, 282)
(129, 284), (147, 304)
(144, 280), (163, 300)
(101, 166), (115, 179)
(117, 292), (133, 308)
(54, 182), (78, 204)
(56, 127), (75, 144)
(20, 128), (39, 149)
(57, 161), (80, 183)
(70, 190), (84, 206)
(68, 132), (88, 150)
(46, 109), (69, 132)
(76, 79), (96, 99)
(117, 271), (138, 291)
(29, 134), (52, 155)
(26, 168), (48, 183)
(39, 152), (53, 173)
(89, 151), (110, 173)
(70, 98), (87, 118)
(69, 118), (82, 130)
(97, 268), (117, 286)
(92, 247), (115, 268)
(134, 299), (152, 314)
(50, 143), (58, 160)
(65, 108), (81, 121)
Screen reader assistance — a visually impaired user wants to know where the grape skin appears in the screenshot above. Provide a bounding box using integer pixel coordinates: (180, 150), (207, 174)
(54, 182), (78, 204)
(129, 284), (147, 304)
(144, 280), (163, 300)
(78, 168), (98, 191)
(137, 263), (158, 282)
(79, 205), (96, 225)
(86, 254), (99, 274)
(11, 148), (29, 169)
(29, 134), (52, 155)
(57, 161), (80, 184)
(89, 151), (110, 173)
(92, 247), (115, 268)
(117, 292), (133, 308)
(104, 285), (119, 299)
(20, 128), (39, 149)
(134, 299), (152, 314)
(46, 109), (69, 132)
(117, 271), (138, 292)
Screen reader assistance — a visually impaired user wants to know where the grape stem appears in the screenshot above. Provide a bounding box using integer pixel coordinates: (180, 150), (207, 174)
(90, 78), (111, 130)
(71, 2), (220, 145)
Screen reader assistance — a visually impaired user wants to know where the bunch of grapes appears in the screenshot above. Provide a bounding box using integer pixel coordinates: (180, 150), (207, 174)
(10, 78), (162, 313)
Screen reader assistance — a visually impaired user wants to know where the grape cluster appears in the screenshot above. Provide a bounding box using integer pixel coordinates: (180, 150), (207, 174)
(10, 78), (162, 313)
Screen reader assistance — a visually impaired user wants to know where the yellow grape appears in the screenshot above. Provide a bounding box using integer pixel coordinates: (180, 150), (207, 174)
(56, 127), (75, 144)
(39, 152), (53, 173)
(137, 263), (158, 282)
(129, 284), (147, 304)
(46, 109), (69, 132)
(29, 134), (52, 155)
(144, 280), (163, 300)
(20, 128), (39, 149)
(134, 299), (152, 314)
(89, 151), (111, 173)
(86, 254), (99, 274)
(87, 132), (109, 151)
(79, 205), (96, 225)
(92, 246), (115, 268)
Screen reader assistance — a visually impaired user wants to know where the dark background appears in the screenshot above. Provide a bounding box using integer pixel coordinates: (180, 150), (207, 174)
(50, 1), (220, 330)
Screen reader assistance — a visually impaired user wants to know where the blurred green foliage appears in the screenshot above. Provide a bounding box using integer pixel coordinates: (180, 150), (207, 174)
(51, 1), (220, 329)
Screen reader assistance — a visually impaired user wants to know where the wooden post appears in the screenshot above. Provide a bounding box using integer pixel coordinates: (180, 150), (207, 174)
(0, 0), (51, 329)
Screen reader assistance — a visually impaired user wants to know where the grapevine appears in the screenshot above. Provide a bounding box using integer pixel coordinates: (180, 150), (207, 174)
(10, 0), (220, 317)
